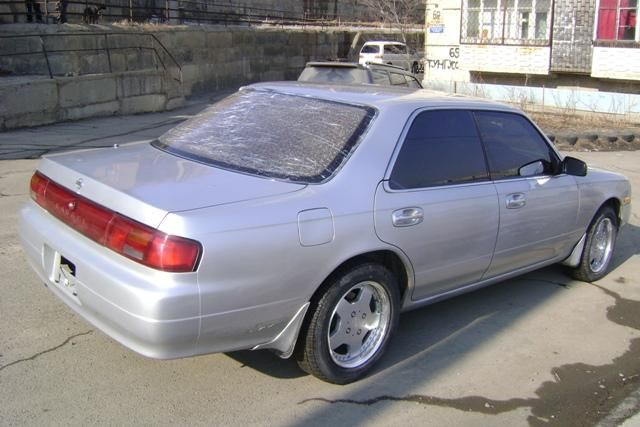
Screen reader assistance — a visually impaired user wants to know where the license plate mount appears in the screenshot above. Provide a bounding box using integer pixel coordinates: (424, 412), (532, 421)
(53, 254), (79, 300)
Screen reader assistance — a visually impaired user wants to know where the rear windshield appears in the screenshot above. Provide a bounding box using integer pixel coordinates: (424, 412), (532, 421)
(298, 66), (371, 84)
(153, 89), (375, 184)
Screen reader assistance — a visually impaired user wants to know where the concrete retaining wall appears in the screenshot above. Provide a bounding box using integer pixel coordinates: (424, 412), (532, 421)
(0, 25), (423, 130)
(0, 69), (183, 130)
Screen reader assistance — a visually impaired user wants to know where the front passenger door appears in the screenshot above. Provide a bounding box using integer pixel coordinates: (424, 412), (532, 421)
(475, 111), (581, 278)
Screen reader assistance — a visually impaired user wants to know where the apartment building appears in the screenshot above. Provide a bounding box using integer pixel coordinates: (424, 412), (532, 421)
(424, 0), (640, 88)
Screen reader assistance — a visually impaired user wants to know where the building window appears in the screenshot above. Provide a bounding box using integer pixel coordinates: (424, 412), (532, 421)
(462, 0), (552, 45)
(597, 0), (638, 41)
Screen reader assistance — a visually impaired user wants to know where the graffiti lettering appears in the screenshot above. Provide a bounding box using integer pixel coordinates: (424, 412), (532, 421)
(425, 58), (459, 70)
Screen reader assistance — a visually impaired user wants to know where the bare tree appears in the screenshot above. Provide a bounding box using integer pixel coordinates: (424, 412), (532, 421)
(359, 0), (424, 42)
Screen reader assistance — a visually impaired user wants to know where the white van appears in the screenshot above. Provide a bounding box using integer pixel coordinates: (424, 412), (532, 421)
(358, 41), (419, 73)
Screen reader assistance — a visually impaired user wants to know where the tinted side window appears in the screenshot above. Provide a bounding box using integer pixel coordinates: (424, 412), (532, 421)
(389, 72), (408, 86)
(361, 45), (380, 54)
(389, 110), (489, 189)
(384, 44), (397, 54)
(385, 44), (407, 54)
(474, 111), (558, 180)
(371, 69), (391, 85)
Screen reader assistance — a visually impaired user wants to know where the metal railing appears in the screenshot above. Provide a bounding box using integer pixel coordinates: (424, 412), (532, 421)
(1, 0), (344, 26)
(1, 0), (425, 28)
(0, 32), (182, 81)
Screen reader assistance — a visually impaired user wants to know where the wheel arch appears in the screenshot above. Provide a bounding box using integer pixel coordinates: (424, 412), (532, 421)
(601, 197), (622, 225)
(291, 249), (412, 360)
(563, 197), (621, 268)
(310, 250), (411, 306)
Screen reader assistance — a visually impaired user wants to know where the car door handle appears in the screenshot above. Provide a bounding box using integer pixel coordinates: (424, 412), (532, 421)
(392, 207), (424, 227)
(506, 193), (526, 209)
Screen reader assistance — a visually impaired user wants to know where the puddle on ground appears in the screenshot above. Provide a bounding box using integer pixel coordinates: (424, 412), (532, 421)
(300, 280), (640, 426)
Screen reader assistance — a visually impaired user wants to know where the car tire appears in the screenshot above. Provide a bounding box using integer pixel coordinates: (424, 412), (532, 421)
(569, 206), (618, 282)
(296, 263), (400, 384)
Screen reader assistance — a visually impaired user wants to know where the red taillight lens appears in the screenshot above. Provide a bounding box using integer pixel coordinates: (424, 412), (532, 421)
(75, 199), (114, 243)
(30, 172), (48, 204)
(29, 171), (201, 272)
(147, 234), (202, 273)
(107, 215), (155, 261)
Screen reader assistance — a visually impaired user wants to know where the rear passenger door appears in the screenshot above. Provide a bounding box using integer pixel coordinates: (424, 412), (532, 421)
(374, 110), (500, 301)
(474, 111), (580, 278)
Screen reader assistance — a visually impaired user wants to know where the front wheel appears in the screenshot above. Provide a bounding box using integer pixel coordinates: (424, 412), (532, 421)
(569, 206), (618, 282)
(296, 263), (400, 384)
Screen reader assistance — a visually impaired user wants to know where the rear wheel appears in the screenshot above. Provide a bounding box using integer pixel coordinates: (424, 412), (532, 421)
(296, 263), (400, 384)
(570, 206), (618, 282)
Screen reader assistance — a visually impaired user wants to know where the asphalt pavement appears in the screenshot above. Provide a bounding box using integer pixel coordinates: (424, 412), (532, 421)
(0, 107), (639, 426)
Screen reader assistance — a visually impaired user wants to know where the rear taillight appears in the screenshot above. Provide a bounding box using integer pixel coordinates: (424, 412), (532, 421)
(30, 172), (48, 204)
(29, 171), (201, 273)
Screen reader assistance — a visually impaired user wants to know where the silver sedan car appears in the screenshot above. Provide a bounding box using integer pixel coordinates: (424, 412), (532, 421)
(19, 83), (632, 384)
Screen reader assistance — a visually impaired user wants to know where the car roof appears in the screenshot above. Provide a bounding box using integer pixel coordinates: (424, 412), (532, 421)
(362, 41), (406, 45)
(245, 82), (520, 114)
(304, 62), (407, 73)
(305, 62), (363, 69)
(366, 62), (409, 72)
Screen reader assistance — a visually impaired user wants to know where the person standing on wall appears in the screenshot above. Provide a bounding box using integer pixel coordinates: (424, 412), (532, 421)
(55, 0), (68, 23)
(25, 0), (43, 23)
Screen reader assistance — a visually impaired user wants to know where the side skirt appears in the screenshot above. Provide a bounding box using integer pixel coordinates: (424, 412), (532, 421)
(401, 254), (569, 313)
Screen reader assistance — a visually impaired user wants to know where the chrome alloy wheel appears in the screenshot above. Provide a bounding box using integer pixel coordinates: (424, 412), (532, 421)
(589, 217), (615, 274)
(327, 280), (391, 369)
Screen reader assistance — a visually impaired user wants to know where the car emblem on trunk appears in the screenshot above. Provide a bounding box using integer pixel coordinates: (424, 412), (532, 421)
(75, 178), (83, 191)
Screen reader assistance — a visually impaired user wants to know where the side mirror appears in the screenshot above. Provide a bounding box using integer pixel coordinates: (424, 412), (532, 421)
(563, 156), (587, 177)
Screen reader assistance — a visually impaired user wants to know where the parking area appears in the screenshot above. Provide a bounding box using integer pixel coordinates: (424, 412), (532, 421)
(0, 106), (639, 426)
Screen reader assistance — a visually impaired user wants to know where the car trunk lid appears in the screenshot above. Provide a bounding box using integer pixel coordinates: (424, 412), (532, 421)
(37, 141), (306, 228)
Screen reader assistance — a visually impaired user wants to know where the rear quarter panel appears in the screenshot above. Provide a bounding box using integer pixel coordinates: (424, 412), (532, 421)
(157, 106), (414, 351)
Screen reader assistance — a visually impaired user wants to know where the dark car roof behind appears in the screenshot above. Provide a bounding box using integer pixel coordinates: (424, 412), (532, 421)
(305, 62), (361, 69)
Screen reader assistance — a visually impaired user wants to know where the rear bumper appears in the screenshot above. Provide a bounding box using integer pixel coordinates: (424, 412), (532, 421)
(20, 201), (308, 359)
(20, 200), (310, 359)
(19, 202), (201, 359)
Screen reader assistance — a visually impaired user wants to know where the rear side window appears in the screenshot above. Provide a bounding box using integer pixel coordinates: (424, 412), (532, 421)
(474, 111), (558, 179)
(389, 110), (489, 189)
(361, 45), (380, 54)
(389, 72), (408, 86)
(385, 44), (407, 54)
(155, 89), (375, 184)
(371, 69), (391, 85)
